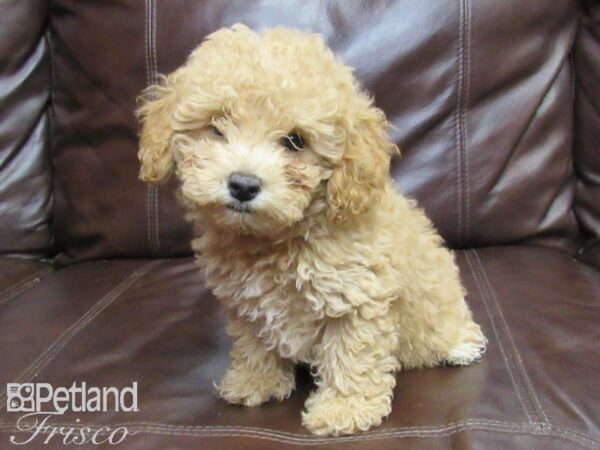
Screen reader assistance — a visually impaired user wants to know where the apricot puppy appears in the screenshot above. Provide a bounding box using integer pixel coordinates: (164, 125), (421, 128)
(137, 24), (486, 436)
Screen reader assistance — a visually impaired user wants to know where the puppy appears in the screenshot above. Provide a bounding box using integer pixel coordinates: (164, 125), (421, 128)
(137, 24), (486, 436)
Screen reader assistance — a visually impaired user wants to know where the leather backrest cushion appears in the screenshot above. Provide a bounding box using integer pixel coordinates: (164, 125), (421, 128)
(574, 0), (600, 269)
(0, 0), (53, 258)
(49, 0), (581, 262)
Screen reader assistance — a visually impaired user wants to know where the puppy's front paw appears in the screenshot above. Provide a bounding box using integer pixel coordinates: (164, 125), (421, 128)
(302, 388), (392, 435)
(216, 365), (295, 407)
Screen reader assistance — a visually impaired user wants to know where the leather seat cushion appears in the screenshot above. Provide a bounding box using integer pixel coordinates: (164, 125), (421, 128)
(0, 247), (598, 449)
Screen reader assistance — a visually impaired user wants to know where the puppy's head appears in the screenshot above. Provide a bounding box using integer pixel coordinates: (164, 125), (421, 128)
(138, 24), (397, 235)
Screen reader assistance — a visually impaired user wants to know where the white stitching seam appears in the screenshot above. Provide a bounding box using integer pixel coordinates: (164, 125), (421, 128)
(0, 419), (597, 448)
(0, 267), (53, 306)
(465, 250), (534, 423)
(454, 0), (472, 247)
(463, 0), (471, 241)
(150, 0), (161, 255)
(144, 0), (155, 257)
(0, 260), (163, 411)
(453, 0), (465, 246)
(152, 2), (161, 254)
(472, 250), (550, 424)
(143, 0), (150, 89)
(146, 185), (154, 255)
(154, 188), (160, 254)
(144, 0), (159, 257)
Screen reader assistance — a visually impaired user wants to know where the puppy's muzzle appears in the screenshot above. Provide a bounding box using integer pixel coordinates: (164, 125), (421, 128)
(228, 172), (262, 203)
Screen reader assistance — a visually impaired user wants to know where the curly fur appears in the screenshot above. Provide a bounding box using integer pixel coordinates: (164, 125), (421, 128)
(137, 24), (486, 436)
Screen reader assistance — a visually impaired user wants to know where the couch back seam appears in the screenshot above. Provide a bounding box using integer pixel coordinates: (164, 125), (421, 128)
(144, 0), (161, 257)
(454, 0), (471, 246)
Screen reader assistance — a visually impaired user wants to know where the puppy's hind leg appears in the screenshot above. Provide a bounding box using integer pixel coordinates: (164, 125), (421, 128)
(396, 246), (486, 370)
(216, 318), (295, 406)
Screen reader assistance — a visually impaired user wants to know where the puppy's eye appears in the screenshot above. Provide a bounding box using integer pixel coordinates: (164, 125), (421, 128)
(281, 133), (304, 151)
(210, 125), (224, 137)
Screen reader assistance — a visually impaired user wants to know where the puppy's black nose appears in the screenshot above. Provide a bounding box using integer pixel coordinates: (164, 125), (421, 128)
(228, 172), (262, 202)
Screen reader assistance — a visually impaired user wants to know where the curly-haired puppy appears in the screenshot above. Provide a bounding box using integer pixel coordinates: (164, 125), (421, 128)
(137, 24), (486, 436)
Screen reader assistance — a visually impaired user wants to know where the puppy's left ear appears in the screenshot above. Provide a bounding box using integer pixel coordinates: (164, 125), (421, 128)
(327, 101), (398, 223)
(136, 75), (177, 184)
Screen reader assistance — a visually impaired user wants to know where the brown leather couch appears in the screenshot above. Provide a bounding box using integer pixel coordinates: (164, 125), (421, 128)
(1, 1), (599, 448)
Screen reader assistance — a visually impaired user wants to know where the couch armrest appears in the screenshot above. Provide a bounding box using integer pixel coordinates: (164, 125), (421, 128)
(574, 1), (600, 271)
(0, 0), (54, 258)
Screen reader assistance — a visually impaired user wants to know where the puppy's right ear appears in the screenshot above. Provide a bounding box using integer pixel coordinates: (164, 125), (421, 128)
(137, 75), (176, 184)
